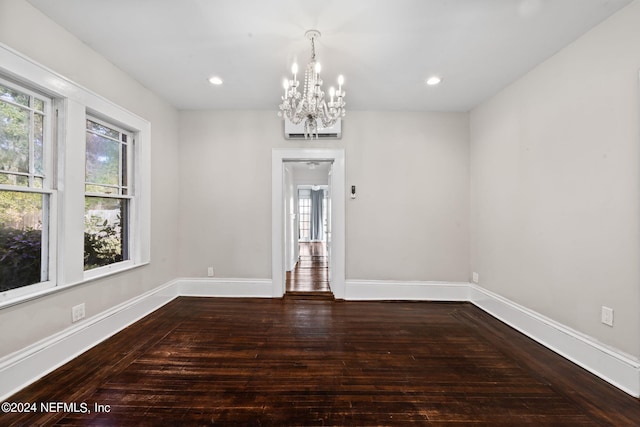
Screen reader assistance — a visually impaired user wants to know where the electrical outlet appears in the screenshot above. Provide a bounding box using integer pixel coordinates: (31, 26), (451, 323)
(72, 303), (85, 323)
(472, 272), (479, 284)
(207, 267), (214, 277)
(601, 306), (613, 327)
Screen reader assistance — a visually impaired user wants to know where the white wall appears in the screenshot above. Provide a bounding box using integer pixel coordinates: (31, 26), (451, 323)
(284, 165), (296, 271)
(0, 0), (180, 357)
(470, 1), (640, 358)
(346, 112), (470, 281)
(178, 110), (469, 282)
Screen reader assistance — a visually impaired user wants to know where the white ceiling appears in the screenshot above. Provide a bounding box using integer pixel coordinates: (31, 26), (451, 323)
(27, 0), (632, 112)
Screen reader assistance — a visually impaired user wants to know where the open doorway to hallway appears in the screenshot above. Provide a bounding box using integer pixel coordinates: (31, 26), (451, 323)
(283, 161), (333, 298)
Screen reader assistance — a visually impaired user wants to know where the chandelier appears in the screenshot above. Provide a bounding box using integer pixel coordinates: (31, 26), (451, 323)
(278, 30), (346, 139)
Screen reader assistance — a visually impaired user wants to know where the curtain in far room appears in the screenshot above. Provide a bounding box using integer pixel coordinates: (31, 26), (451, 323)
(310, 189), (324, 241)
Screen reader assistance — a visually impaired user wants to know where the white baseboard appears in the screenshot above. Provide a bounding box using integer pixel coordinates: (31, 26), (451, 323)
(345, 279), (470, 301)
(1, 278), (638, 400)
(468, 284), (640, 398)
(177, 277), (273, 298)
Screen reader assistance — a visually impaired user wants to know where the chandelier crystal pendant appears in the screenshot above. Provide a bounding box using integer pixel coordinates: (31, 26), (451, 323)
(278, 30), (346, 139)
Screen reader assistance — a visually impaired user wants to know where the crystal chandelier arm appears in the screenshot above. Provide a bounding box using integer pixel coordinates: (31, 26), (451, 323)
(286, 97), (307, 125)
(319, 100), (341, 127)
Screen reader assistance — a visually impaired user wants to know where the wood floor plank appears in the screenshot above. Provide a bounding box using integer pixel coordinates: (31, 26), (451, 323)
(2, 298), (639, 426)
(286, 242), (331, 295)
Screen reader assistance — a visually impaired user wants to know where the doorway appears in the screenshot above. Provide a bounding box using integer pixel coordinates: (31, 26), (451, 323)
(271, 148), (345, 299)
(286, 175), (331, 295)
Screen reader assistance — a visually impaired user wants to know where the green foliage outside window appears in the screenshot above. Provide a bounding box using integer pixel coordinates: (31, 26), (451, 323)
(84, 215), (123, 270)
(0, 225), (41, 292)
(84, 196), (125, 271)
(0, 190), (44, 292)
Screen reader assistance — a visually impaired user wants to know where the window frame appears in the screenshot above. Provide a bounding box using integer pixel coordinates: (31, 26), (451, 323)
(0, 76), (57, 302)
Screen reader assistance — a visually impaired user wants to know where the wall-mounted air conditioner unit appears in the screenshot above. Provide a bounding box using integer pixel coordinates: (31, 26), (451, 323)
(284, 118), (342, 140)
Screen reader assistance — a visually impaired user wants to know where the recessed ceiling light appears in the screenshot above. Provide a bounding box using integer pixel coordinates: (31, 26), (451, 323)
(426, 76), (442, 86)
(208, 76), (223, 85)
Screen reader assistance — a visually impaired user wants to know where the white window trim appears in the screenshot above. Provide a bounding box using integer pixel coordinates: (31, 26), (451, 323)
(0, 42), (150, 309)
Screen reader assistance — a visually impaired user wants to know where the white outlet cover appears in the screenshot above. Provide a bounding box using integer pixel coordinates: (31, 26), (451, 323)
(72, 303), (85, 322)
(601, 306), (614, 327)
(472, 272), (479, 284)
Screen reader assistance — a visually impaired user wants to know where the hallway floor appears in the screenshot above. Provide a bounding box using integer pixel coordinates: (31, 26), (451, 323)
(286, 242), (331, 295)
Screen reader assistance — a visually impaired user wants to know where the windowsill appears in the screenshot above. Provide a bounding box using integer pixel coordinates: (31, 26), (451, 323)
(0, 262), (149, 310)
(83, 260), (135, 281)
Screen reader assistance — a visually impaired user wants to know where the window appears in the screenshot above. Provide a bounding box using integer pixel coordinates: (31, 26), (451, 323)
(84, 117), (133, 271)
(0, 79), (54, 294)
(298, 189), (311, 240)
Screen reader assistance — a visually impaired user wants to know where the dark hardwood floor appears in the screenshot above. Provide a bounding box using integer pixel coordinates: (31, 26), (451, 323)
(3, 298), (639, 426)
(286, 242), (332, 298)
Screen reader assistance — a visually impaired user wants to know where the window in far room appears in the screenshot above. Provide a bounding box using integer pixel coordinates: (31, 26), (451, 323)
(84, 117), (133, 272)
(0, 78), (55, 296)
(298, 188), (311, 241)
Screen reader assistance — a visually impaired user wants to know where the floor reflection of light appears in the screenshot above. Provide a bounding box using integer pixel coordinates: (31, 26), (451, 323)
(287, 303), (333, 337)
